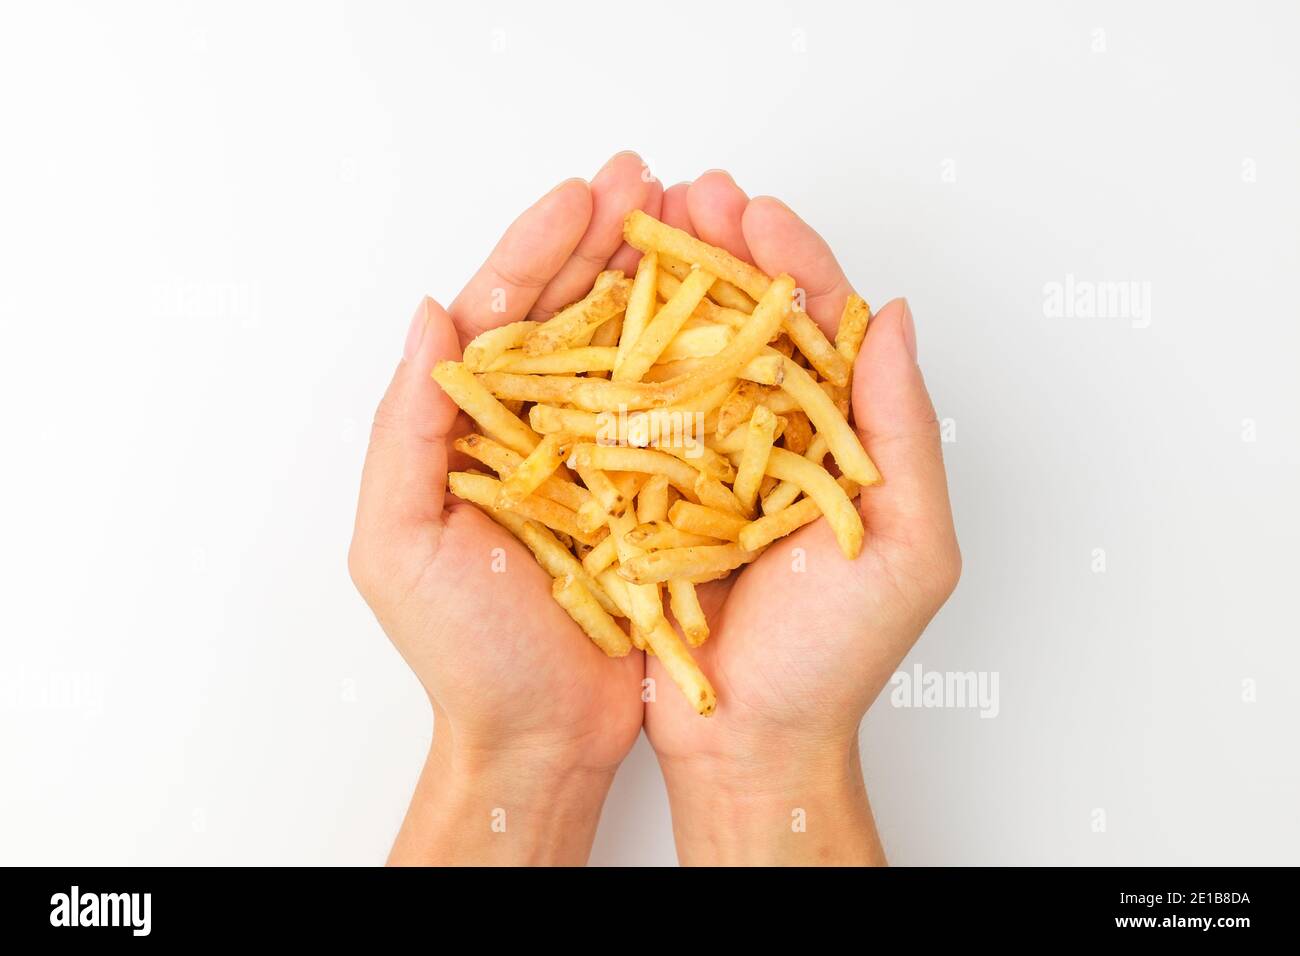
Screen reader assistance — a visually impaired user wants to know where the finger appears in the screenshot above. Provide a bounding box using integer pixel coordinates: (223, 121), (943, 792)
(686, 170), (752, 262)
(608, 173), (663, 274)
(741, 196), (854, 335)
(852, 298), (955, 545)
(660, 181), (696, 235)
(354, 298), (462, 551)
(449, 179), (592, 341)
(530, 151), (660, 318)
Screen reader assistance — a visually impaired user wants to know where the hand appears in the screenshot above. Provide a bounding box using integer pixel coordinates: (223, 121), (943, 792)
(642, 172), (962, 865)
(348, 153), (661, 864)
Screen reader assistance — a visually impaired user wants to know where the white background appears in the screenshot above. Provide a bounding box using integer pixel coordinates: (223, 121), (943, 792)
(2, 1), (1297, 865)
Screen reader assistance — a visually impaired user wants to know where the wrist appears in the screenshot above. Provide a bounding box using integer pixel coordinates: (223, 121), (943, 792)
(656, 732), (886, 866)
(388, 727), (617, 866)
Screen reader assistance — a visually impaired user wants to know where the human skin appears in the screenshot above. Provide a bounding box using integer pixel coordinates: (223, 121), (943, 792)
(348, 153), (960, 865)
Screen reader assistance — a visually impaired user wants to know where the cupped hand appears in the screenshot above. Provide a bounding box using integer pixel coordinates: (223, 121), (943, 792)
(348, 154), (662, 862)
(642, 173), (961, 863)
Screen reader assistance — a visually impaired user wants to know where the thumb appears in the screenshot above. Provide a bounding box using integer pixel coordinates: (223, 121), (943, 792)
(352, 297), (461, 559)
(852, 299), (957, 559)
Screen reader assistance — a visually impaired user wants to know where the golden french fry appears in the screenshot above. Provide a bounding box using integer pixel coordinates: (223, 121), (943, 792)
(667, 578), (709, 647)
(454, 434), (591, 513)
(658, 253), (753, 312)
(610, 510), (664, 635)
(618, 543), (755, 585)
(707, 414), (787, 454)
(504, 519), (619, 617)
(495, 432), (575, 511)
(835, 294), (871, 364)
(642, 617), (716, 715)
(615, 267), (714, 382)
(657, 270), (749, 328)
(524, 271), (629, 356)
(643, 229), (761, 306)
(582, 529), (621, 576)
(625, 522), (722, 550)
(529, 404), (602, 439)
(432, 361), (540, 456)
(716, 380), (766, 438)
(449, 471), (604, 547)
(668, 500), (748, 542)
(784, 308), (850, 387)
(463, 320), (539, 372)
(782, 410), (813, 455)
(762, 432), (828, 515)
(569, 443), (701, 501)
(741, 476), (859, 552)
(660, 323), (732, 362)
(552, 574), (632, 657)
(636, 474), (671, 523)
(615, 251), (659, 378)
(488, 346), (617, 375)
(771, 350), (881, 486)
(693, 472), (746, 516)
(732, 405), (778, 515)
(763, 447), (863, 558)
(475, 372), (588, 404)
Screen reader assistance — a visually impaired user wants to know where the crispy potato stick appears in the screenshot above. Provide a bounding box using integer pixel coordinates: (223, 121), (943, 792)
(552, 574), (632, 657)
(495, 432), (575, 511)
(659, 323), (732, 362)
(741, 476), (859, 552)
(625, 522), (721, 550)
(524, 271), (629, 356)
(651, 442), (735, 482)
(707, 414), (786, 454)
(732, 405), (778, 515)
(463, 320), (539, 372)
(654, 246), (759, 313)
(508, 519), (619, 617)
(642, 617), (716, 715)
(611, 470), (648, 506)
(762, 432), (829, 515)
(693, 472), (746, 516)
(784, 308), (850, 387)
(625, 208), (770, 299)
(488, 346), (617, 375)
(475, 372), (586, 404)
(610, 510), (664, 636)
(619, 543), (755, 585)
(432, 361), (540, 456)
(615, 267), (714, 382)
(448, 471), (604, 546)
(636, 474), (671, 523)
(453, 434), (592, 513)
(716, 380), (766, 438)
(667, 578), (709, 647)
(669, 500), (749, 542)
(782, 410), (813, 455)
(657, 270), (749, 328)
(835, 294), (871, 364)
(771, 350), (881, 486)
(529, 404), (602, 438)
(594, 566), (632, 617)
(569, 444), (701, 501)
(763, 448), (863, 558)
(615, 251), (659, 377)
(641, 353), (781, 387)
(582, 529), (621, 576)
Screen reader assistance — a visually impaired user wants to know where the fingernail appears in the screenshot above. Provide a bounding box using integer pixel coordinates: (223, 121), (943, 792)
(700, 168), (735, 182)
(403, 298), (429, 360)
(549, 176), (587, 195)
(900, 298), (917, 362)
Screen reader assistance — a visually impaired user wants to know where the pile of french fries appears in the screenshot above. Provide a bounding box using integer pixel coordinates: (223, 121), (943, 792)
(433, 210), (881, 715)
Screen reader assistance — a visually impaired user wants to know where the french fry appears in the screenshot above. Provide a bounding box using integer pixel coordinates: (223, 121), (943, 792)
(636, 474), (671, 523)
(569, 444), (702, 501)
(495, 432), (575, 511)
(618, 543), (755, 585)
(763, 448), (864, 558)
(782, 410), (813, 455)
(784, 308), (850, 387)
(636, 218), (764, 301)
(835, 294), (871, 364)
(463, 320), (539, 372)
(449, 471), (604, 547)
(432, 361), (540, 456)
(657, 270), (749, 328)
(489, 346), (617, 375)
(668, 500), (749, 542)
(693, 472), (746, 516)
(741, 476), (859, 552)
(642, 618), (716, 715)
(762, 431), (828, 515)
(552, 574), (632, 657)
(615, 251), (659, 378)
(524, 270), (629, 356)
(453, 434), (592, 513)
(610, 510), (664, 636)
(716, 380), (766, 438)
(667, 578), (709, 647)
(655, 247), (759, 310)
(771, 350), (881, 486)
(476, 372), (588, 404)
(505, 519), (619, 617)
(614, 267), (714, 382)
(659, 323), (732, 362)
(732, 405), (778, 515)
(625, 522), (721, 550)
